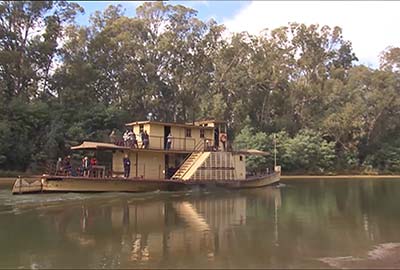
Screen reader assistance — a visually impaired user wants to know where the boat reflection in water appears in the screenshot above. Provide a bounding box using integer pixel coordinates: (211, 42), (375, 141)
(7, 187), (281, 268)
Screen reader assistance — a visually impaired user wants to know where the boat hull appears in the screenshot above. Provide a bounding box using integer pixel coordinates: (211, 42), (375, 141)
(214, 171), (280, 189)
(12, 176), (188, 195)
(12, 171), (280, 195)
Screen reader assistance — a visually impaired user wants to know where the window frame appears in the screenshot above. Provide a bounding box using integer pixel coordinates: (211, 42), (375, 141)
(200, 128), (205, 138)
(185, 128), (192, 137)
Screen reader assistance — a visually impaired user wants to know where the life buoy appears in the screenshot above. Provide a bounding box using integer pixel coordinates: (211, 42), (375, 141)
(219, 133), (227, 143)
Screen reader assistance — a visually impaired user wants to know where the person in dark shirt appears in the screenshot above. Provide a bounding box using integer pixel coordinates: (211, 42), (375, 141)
(143, 130), (149, 149)
(129, 130), (138, 148)
(140, 131), (145, 148)
(63, 155), (72, 176)
(123, 154), (131, 178)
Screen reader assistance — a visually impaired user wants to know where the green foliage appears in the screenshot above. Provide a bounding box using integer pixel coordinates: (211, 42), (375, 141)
(234, 123), (274, 173)
(364, 138), (400, 172)
(234, 127), (336, 173)
(0, 1), (400, 174)
(280, 129), (336, 173)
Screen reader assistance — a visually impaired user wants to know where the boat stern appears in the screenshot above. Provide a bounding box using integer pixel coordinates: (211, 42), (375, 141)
(12, 176), (44, 195)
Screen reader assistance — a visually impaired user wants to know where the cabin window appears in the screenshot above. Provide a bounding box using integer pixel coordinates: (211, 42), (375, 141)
(240, 155), (243, 161)
(139, 124), (144, 132)
(200, 128), (205, 138)
(185, 128), (192, 137)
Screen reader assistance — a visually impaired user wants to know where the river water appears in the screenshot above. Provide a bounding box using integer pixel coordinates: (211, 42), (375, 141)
(1, 178), (400, 269)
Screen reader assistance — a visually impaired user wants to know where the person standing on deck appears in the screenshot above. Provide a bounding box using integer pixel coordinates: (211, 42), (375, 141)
(90, 156), (97, 166)
(143, 130), (150, 149)
(82, 156), (90, 177)
(131, 131), (138, 148)
(109, 129), (116, 144)
(90, 156), (97, 177)
(55, 157), (62, 175)
(127, 129), (134, 147)
(63, 155), (72, 176)
(123, 154), (131, 178)
(140, 130), (145, 148)
(220, 133), (227, 151)
(166, 133), (172, 150)
(123, 130), (129, 147)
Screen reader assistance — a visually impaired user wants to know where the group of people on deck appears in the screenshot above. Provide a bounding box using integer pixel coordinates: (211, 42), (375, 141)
(109, 129), (149, 149)
(55, 156), (72, 176)
(55, 155), (98, 177)
(80, 156), (98, 177)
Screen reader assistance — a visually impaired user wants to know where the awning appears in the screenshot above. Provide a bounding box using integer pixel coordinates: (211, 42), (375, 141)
(234, 149), (269, 156)
(70, 141), (124, 150)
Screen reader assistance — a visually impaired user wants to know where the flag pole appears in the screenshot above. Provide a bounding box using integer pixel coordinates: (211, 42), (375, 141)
(274, 134), (277, 169)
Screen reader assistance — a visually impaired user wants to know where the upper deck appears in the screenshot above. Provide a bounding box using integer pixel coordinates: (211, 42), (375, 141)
(123, 119), (223, 152)
(72, 118), (235, 154)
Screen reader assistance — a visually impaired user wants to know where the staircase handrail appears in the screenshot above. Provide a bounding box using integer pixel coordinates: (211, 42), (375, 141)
(193, 139), (206, 152)
(172, 140), (207, 179)
(172, 153), (194, 179)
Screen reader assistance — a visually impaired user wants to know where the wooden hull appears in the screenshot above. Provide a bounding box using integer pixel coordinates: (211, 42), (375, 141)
(12, 171), (280, 195)
(11, 178), (43, 194)
(214, 171), (280, 189)
(12, 176), (188, 195)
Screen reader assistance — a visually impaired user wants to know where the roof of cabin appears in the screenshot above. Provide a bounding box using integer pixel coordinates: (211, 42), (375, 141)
(125, 120), (214, 129)
(233, 149), (269, 156)
(194, 118), (227, 125)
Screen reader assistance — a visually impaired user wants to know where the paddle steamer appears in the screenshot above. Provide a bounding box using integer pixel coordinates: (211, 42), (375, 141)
(12, 119), (280, 194)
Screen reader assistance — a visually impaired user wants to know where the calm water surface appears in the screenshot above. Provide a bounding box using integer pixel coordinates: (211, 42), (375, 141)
(1, 179), (400, 269)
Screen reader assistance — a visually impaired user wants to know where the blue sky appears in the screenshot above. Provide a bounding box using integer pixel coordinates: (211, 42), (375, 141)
(73, 1), (249, 26)
(72, 1), (400, 69)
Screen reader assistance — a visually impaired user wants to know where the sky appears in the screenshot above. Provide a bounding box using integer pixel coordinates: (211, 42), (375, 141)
(74, 1), (400, 69)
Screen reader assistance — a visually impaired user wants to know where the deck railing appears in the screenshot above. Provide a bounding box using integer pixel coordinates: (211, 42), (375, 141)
(119, 134), (214, 152)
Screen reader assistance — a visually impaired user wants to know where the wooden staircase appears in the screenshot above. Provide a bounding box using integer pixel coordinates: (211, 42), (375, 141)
(172, 152), (203, 180)
(172, 140), (212, 180)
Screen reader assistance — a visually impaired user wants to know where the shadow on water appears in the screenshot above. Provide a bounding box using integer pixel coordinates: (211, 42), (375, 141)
(1, 179), (400, 268)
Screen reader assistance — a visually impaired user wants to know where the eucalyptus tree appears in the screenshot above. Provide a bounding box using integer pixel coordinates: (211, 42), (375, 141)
(380, 46), (400, 72)
(136, 2), (223, 122)
(0, 0), (83, 101)
(0, 0), (83, 171)
(289, 23), (357, 130)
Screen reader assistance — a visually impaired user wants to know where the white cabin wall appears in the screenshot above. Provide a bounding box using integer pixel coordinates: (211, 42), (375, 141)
(170, 126), (185, 150)
(136, 151), (164, 179)
(233, 154), (246, 180)
(149, 124), (164, 149)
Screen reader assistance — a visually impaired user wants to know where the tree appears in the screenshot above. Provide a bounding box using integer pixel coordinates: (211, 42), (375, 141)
(380, 46), (400, 72)
(0, 1), (83, 101)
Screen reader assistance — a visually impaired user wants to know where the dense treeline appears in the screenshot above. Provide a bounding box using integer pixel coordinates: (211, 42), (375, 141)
(1, 1), (400, 174)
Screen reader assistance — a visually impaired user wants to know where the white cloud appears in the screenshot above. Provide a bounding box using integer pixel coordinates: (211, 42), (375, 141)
(223, 1), (400, 68)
